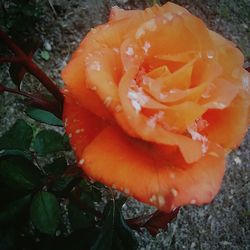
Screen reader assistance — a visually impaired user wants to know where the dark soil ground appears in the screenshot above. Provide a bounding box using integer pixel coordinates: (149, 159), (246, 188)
(1, 0), (250, 249)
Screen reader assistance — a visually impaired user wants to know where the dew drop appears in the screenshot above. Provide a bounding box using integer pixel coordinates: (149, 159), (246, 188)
(79, 159), (85, 165)
(115, 105), (122, 112)
(142, 41), (151, 54)
(135, 27), (145, 39)
(207, 51), (214, 59)
(90, 61), (101, 71)
(158, 195), (165, 207)
(171, 188), (178, 197)
(104, 96), (113, 107)
(164, 12), (174, 21)
(144, 19), (157, 31)
(126, 47), (134, 56)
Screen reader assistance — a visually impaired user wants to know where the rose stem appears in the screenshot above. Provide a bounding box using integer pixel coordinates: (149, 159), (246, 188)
(0, 29), (64, 109)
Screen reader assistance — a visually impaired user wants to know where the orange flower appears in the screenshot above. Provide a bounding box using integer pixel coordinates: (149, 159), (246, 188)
(62, 3), (250, 212)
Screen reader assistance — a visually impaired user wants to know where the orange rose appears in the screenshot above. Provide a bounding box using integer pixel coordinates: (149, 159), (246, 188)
(62, 3), (250, 212)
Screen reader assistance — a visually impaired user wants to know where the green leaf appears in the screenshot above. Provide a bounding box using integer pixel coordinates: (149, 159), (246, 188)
(93, 182), (106, 189)
(26, 107), (63, 126)
(40, 50), (50, 61)
(80, 191), (102, 209)
(114, 200), (138, 250)
(0, 149), (32, 160)
(33, 130), (69, 156)
(68, 202), (95, 231)
(0, 195), (31, 224)
(30, 191), (60, 235)
(0, 119), (33, 151)
(79, 181), (102, 209)
(52, 176), (74, 192)
(44, 157), (67, 175)
(92, 198), (138, 250)
(0, 156), (41, 191)
(79, 180), (92, 192)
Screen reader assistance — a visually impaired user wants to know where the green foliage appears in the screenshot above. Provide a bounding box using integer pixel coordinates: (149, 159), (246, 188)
(30, 191), (60, 235)
(44, 157), (67, 176)
(92, 198), (138, 250)
(26, 108), (63, 126)
(68, 202), (95, 230)
(0, 119), (33, 151)
(0, 149), (32, 160)
(0, 115), (142, 249)
(51, 176), (74, 192)
(0, 156), (41, 191)
(78, 180), (103, 209)
(33, 130), (70, 156)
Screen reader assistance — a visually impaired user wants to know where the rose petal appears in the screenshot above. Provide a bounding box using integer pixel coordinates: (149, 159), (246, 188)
(201, 79), (239, 109)
(154, 58), (195, 91)
(61, 56), (112, 119)
(181, 13), (213, 51)
(85, 49), (122, 111)
(145, 82), (209, 105)
(63, 95), (106, 159)
(145, 65), (171, 78)
(161, 102), (207, 132)
(117, 67), (203, 163)
(137, 14), (198, 57)
(81, 126), (225, 212)
(156, 51), (198, 63)
(61, 2), (250, 215)
(191, 58), (222, 86)
(120, 38), (144, 71)
(203, 95), (249, 149)
(215, 44), (244, 80)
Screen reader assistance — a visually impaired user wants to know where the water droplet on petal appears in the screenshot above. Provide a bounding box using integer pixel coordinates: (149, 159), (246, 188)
(79, 159), (85, 165)
(104, 96), (113, 107)
(164, 12), (174, 21)
(207, 51), (214, 59)
(208, 151), (219, 158)
(149, 194), (157, 203)
(115, 105), (122, 112)
(126, 47), (134, 56)
(142, 41), (151, 54)
(90, 61), (101, 71)
(171, 188), (178, 197)
(135, 27), (145, 39)
(144, 19), (157, 31)
(158, 195), (165, 207)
